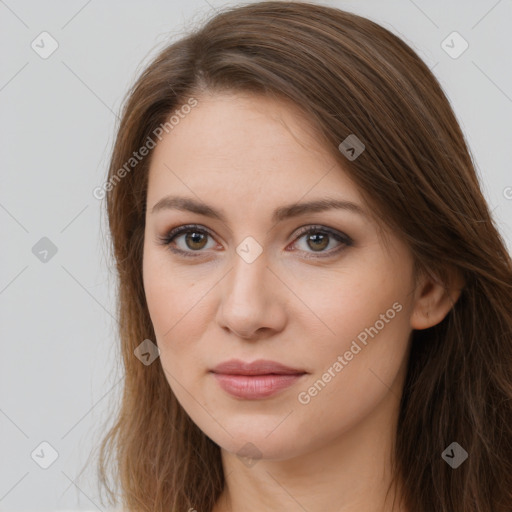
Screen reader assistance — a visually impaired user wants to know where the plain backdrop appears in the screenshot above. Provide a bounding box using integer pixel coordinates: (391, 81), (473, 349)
(1, 0), (511, 510)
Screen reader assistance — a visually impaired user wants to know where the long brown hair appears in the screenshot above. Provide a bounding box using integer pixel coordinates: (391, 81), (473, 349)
(96, 2), (512, 511)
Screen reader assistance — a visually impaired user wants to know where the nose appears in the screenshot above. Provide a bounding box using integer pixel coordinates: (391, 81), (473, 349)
(215, 246), (287, 340)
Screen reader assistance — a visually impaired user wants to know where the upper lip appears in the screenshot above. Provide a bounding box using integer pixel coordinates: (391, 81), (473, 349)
(211, 358), (306, 376)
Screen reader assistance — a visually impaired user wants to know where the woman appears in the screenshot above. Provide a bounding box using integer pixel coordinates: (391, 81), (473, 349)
(96, 2), (512, 511)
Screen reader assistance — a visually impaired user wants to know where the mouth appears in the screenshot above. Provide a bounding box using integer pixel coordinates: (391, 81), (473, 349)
(210, 359), (307, 399)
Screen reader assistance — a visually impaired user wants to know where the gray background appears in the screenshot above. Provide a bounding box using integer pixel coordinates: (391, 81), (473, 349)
(1, 0), (511, 510)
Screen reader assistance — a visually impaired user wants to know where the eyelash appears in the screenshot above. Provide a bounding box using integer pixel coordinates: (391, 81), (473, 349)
(157, 223), (353, 260)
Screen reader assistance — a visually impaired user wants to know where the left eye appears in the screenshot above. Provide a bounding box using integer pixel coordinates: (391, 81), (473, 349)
(290, 228), (350, 253)
(158, 224), (353, 258)
(292, 226), (352, 256)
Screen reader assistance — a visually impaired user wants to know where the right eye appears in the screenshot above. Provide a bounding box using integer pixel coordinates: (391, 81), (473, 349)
(157, 224), (218, 257)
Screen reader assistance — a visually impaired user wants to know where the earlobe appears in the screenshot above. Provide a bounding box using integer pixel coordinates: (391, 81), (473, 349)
(410, 267), (465, 330)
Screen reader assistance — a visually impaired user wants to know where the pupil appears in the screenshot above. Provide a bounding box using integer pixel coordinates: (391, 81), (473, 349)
(308, 233), (328, 251)
(187, 232), (206, 249)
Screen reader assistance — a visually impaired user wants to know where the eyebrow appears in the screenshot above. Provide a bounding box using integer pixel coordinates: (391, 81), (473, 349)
(150, 195), (367, 223)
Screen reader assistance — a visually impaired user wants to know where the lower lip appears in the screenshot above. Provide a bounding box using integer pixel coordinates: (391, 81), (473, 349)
(211, 373), (306, 399)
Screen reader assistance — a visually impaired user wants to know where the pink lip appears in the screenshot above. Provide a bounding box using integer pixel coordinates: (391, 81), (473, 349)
(210, 359), (307, 399)
(211, 358), (305, 375)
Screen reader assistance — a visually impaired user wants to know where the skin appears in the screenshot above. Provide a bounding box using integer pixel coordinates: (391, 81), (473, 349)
(142, 91), (461, 512)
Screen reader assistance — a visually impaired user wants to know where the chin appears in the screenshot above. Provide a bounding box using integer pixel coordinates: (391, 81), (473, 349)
(203, 417), (307, 461)
(226, 437), (301, 462)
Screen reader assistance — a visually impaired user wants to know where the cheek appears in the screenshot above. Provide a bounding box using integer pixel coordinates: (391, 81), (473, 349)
(143, 248), (187, 353)
(142, 247), (215, 375)
(294, 315), (410, 445)
(291, 262), (411, 406)
(290, 260), (409, 347)
(142, 258), (204, 408)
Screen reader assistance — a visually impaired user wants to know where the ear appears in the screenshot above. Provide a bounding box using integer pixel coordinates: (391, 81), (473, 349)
(410, 266), (465, 330)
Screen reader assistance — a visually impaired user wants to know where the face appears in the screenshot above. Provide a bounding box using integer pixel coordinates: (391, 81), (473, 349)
(142, 91), (419, 461)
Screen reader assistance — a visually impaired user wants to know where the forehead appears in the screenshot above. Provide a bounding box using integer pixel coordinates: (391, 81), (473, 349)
(147, 92), (363, 208)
